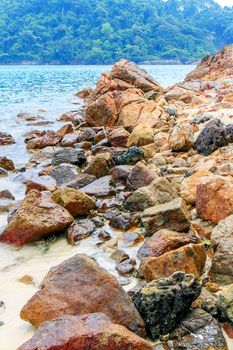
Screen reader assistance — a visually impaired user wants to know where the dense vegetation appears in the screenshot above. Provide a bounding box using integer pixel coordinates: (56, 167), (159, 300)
(0, 0), (233, 64)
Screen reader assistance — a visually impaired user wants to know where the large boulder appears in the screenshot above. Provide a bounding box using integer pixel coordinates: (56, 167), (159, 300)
(141, 198), (190, 236)
(194, 119), (228, 155)
(51, 187), (95, 217)
(84, 60), (163, 127)
(139, 243), (206, 281)
(20, 254), (145, 337)
(124, 178), (178, 212)
(137, 229), (200, 259)
(196, 176), (233, 224)
(18, 313), (153, 350)
(185, 45), (233, 81)
(133, 272), (201, 339)
(0, 190), (73, 246)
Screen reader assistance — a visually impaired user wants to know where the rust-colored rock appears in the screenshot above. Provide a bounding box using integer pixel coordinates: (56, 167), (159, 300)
(127, 162), (158, 190)
(51, 187), (95, 217)
(139, 243), (206, 282)
(20, 254), (145, 337)
(127, 123), (154, 147)
(0, 190), (73, 246)
(0, 156), (15, 171)
(18, 313), (152, 350)
(107, 127), (130, 147)
(137, 229), (200, 259)
(196, 176), (233, 224)
(84, 152), (113, 178)
(26, 175), (57, 193)
(26, 130), (61, 149)
(186, 45), (233, 81)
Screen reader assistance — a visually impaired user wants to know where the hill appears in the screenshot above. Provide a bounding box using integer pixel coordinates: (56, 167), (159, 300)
(0, 0), (233, 64)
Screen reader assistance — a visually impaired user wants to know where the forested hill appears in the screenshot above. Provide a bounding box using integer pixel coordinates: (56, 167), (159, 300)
(0, 0), (233, 64)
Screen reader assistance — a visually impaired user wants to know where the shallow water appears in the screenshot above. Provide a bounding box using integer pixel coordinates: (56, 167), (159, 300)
(2, 64), (232, 350)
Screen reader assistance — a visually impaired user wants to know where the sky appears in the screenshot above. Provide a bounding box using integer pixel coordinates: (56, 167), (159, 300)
(215, 0), (233, 6)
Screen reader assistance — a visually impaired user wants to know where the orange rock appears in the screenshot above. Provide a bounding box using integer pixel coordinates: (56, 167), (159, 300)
(139, 243), (206, 282)
(180, 170), (213, 204)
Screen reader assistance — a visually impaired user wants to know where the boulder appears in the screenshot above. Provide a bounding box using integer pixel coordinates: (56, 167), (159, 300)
(196, 176), (233, 224)
(169, 309), (228, 350)
(126, 124), (154, 147)
(80, 176), (114, 197)
(66, 219), (96, 244)
(26, 175), (57, 193)
(139, 243), (206, 281)
(51, 163), (81, 186)
(20, 254), (145, 337)
(141, 198), (190, 236)
(185, 45), (233, 81)
(0, 156), (15, 171)
(0, 131), (15, 145)
(84, 152), (113, 178)
(169, 123), (194, 152)
(133, 272), (201, 339)
(217, 284), (233, 322)
(137, 229), (200, 259)
(194, 119), (228, 155)
(127, 162), (158, 190)
(209, 236), (233, 285)
(26, 130), (60, 149)
(180, 170), (213, 204)
(0, 190), (73, 246)
(115, 146), (144, 165)
(18, 313), (153, 350)
(124, 178), (178, 212)
(52, 148), (86, 166)
(51, 187), (95, 217)
(107, 127), (130, 147)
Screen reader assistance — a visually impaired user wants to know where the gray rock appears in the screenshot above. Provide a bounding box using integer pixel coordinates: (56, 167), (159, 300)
(226, 123), (233, 143)
(80, 176), (114, 197)
(66, 219), (96, 245)
(116, 258), (136, 276)
(132, 272), (201, 339)
(217, 284), (233, 322)
(194, 119), (228, 155)
(115, 146), (144, 165)
(63, 174), (96, 189)
(168, 309), (227, 350)
(52, 147), (86, 166)
(51, 163), (81, 186)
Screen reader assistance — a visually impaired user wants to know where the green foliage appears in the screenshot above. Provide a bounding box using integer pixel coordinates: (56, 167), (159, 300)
(0, 0), (232, 64)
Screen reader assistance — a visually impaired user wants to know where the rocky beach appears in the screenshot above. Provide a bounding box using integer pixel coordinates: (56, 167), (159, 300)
(0, 45), (233, 349)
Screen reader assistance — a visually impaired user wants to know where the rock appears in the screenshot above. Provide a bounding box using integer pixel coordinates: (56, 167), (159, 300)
(109, 213), (136, 231)
(51, 163), (81, 186)
(169, 123), (194, 151)
(98, 229), (111, 241)
(78, 127), (96, 142)
(110, 165), (133, 182)
(217, 284), (233, 322)
(0, 197), (15, 213)
(196, 176), (233, 224)
(84, 152), (113, 178)
(0, 131), (15, 145)
(57, 124), (74, 138)
(139, 243), (206, 281)
(80, 176), (114, 197)
(17, 112), (44, 121)
(107, 127), (130, 147)
(180, 170), (213, 204)
(185, 45), (233, 81)
(169, 308), (228, 350)
(0, 190), (73, 246)
(20, 254), (145, 336)
(194, 119), (228, 155)
(63, 173), (96, 189)
(141, 198), (190, 236)
(0, 156), (15, 171)
(76, 86), (93, 99)
(0, 190), (15, 200)
(66, 219), (96, 244)
(211, 214), (233, 248)
(124, 178), (178, 212)
(209, 236), (233, 285)
(116, 258), (136, 276)
(226, 123), (233, 143)
(26, 130), (60, 149)
(18, 275), (34, 285)
(127, 162), (158, 190)
(51, 187), (95, 217)
(115, 146), (144, 165)
(154, 132), (169, 152)
(0, 167), (8, 177)
(110, 249), (129, 263)
(127, 124), (154, 147)
(52, 148), (86, 166)
(26, 175), (57, 193)
(18, 313), (153, 350)
(132, 272), (201, 339)
(137, 229), (200, 259)
(60, 132), (79, 147)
